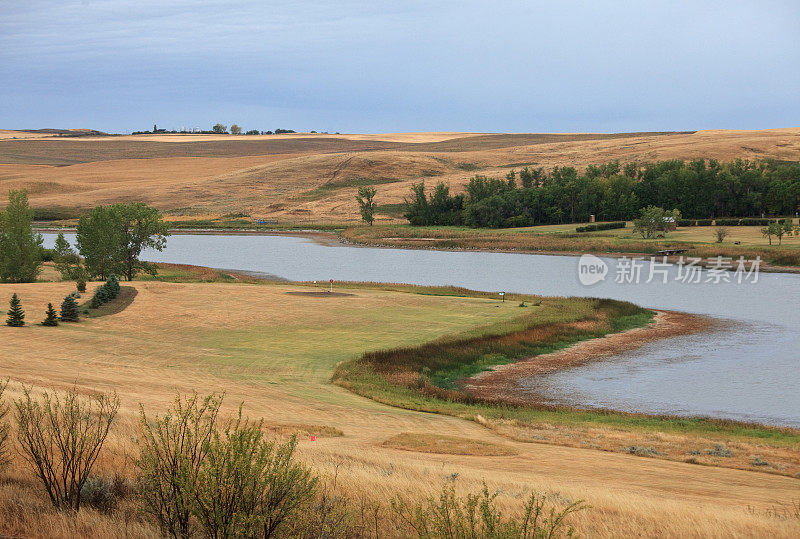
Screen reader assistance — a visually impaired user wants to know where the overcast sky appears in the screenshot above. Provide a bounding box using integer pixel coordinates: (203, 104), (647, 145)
(1, 0), (798, 134)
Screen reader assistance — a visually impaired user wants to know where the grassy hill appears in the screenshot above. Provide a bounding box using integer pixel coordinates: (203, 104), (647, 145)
(1, 128), (798, 225)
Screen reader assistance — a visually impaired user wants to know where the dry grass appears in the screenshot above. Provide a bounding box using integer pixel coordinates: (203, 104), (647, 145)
(0, 280), (798, 536)
(382, 433), (517, 456)
(2, 128), (798, 224)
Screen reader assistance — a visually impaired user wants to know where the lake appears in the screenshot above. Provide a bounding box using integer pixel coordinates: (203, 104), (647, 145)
(43, 232), (800, 427)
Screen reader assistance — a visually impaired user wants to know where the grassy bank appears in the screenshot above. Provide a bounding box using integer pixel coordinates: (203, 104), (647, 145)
(333, 292), (800, 475)
(342, 222), (800, 268)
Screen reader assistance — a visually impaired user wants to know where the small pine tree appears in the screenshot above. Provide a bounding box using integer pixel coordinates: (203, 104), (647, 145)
(42, 303), (59, 326)
(107, 275), (120, 298)
(60, 295), (80, 322)
(6, 293), (25, 327)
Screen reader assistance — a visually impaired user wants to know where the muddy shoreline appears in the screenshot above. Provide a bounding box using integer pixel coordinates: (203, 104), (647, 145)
(464, 310), (714, 405)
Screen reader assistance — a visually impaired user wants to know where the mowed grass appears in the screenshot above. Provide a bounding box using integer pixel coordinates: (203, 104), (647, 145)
(0, 280), (799, 537)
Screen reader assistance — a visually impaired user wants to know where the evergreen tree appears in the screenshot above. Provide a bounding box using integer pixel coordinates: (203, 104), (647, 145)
(42, 302), (59, 326)
(106, 274), (120, 298)
(6, 293), (25, 327)
(60, 295), (80, 322)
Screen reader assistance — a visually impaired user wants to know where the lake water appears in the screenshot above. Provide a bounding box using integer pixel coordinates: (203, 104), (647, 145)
(43, 232), (800, 427)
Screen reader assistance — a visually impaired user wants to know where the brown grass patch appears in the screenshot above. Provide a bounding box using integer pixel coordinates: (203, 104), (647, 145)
(383, 433), (517, 456)
(265, 423), (344, 438)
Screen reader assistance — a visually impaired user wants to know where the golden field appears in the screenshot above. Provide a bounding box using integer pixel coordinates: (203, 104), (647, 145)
(0, 280), (798, 537)
(1, 128), (799, 224)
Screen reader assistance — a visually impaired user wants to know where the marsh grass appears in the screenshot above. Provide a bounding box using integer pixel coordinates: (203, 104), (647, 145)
(333, 296), (800, 448)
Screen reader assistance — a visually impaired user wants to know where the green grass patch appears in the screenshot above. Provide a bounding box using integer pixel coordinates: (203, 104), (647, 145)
(333, 297), (800, 447)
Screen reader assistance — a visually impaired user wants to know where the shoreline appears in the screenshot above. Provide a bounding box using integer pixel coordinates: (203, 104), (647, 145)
(464, 310), (715, 405)
(35, 226), (800, 273)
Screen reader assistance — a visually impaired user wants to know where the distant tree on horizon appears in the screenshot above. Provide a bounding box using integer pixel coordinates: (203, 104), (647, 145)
(229, 124), (242, 135)
(212, 123), (228, 134)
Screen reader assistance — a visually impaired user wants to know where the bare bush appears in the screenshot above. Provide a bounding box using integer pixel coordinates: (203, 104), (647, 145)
(392, 483), (587, 538)
(13, 386), (120, 511)
(137, 392), (223, 538)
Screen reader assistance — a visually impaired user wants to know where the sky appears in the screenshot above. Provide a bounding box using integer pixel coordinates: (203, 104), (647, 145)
(1, 0), (799, 134)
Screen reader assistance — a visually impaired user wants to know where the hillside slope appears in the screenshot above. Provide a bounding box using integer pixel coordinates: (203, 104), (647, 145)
(0, 128), (798, 223)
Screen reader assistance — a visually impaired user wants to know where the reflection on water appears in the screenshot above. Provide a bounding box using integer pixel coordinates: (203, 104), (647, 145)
(43, 233), (800, 426)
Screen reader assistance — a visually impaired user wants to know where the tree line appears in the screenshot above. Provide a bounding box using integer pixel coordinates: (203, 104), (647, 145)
(0, 190), (169, 284)
(403, 159), (800, 228)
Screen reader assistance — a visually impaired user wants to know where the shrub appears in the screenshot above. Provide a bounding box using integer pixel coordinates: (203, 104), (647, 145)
(192, 417), (317, 538)
(575, 221), (626, 233)
(76, 279), (87, 293)
(137, 392), (224, 538)
(6, 293), (25, 327)
(0, 380), (9, 468)
(40, 247), (58, 262)
(60, 294), (80, 322)
(622, 445), (664, 457)
(707, 444), (733, 458)
(80, 475), (116, 512)
(714, 227), (730, 243)
(13, 386), (120, 510)
(392, 483), (586, 538)
(715, 218), (741, 226)
(677, 219), (697, 227)
(696, 219), (713, 226)
(41, 303), (59, 326)
(740, 218), (774, 226)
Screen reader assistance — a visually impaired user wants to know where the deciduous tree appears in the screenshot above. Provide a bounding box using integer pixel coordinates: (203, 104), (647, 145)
(77, 203), (169, 281)
(0, 190), (42, 283)
(355, 186), (377, 226)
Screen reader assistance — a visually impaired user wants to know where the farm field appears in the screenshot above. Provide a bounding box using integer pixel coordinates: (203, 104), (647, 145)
(0, 278), (798, 536)
(1, 128), (799, 224)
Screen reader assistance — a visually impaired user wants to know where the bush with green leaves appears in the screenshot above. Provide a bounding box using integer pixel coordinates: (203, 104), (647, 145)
(392, 483), (587, 538)
(0, 380), (10, 469)
(193, 415), (317, 538)
(137, 392), (318, 538)
(60, 294), (80, 322)
(13, 386), (120, 511)
(137, 392), (224, 538)
(575, 221), (626, 232)
(6, 293), (25, 327)
(42, 302), (59, 326)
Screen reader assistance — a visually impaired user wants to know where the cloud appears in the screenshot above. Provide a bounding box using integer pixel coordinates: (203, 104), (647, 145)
(1, 0), (798, 132)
